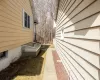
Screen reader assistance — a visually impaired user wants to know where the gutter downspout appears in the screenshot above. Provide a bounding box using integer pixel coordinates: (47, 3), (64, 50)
(55, 0), (60, 21)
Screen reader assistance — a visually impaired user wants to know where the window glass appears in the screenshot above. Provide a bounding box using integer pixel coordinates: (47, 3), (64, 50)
(0, 51), (8, 59)
(28, 15), (30, 28)
(24, 12), (27, 27)
(23, 11), (30, 28)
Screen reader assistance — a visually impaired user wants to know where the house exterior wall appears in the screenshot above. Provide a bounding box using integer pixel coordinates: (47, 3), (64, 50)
(0, 47), (22, 71)
(0, 0), (33, 53)
(0, 0), (34, 71)
(55, 0), (100, 80)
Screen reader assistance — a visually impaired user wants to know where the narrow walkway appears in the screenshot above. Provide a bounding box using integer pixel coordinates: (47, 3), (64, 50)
(43, 47), (68, 80)
(43, 48), (57, 80)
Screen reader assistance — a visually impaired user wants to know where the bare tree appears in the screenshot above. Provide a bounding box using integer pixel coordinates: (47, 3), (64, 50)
(33, 0), (58, 44)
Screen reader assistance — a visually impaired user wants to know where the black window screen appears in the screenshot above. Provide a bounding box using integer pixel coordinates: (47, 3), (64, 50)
(24, 12), (30, 28)
(28, 16), (30, 28)
(24, 12), (27, 27)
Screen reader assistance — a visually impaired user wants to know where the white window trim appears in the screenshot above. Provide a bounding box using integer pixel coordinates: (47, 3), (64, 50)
(22, 9), (25, 28)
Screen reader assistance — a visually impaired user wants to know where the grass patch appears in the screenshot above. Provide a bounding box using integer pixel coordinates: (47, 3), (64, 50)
(0, 45), (50, 80)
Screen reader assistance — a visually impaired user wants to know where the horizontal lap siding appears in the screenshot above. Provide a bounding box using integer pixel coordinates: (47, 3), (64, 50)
(55, 0), (100, 80)
(0, 0), (33, 52)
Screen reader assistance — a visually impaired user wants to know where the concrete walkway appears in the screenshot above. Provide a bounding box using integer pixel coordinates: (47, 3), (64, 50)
(43, 48), (57, 80)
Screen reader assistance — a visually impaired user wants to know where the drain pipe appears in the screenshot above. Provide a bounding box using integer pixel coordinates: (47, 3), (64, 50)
(55, 0), (60, 21)
(34, 20), (38, 42)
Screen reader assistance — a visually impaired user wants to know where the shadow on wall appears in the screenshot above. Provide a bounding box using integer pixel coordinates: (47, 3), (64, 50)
(57, 0), (100, 36)
(74, 13), (99, 35)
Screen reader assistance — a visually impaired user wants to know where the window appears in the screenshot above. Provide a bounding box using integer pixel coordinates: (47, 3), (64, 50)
(0, 51), (8, 59)
(23, 9), (30, 28)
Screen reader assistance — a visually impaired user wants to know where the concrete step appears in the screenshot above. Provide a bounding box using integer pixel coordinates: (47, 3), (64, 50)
(22, 42), (41, 57)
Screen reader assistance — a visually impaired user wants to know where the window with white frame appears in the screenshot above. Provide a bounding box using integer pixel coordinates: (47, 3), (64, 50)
(23, 9), (30, 28)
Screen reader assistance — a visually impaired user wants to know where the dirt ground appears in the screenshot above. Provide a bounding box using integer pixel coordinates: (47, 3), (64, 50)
(0, 45), (50, 80)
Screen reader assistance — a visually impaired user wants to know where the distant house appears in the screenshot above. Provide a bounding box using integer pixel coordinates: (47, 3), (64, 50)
(54, 0), (100, 80)
(0, 0), (34, 71)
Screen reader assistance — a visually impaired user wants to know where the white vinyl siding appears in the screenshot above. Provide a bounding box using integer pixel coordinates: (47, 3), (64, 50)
(55, 0), (100, 80)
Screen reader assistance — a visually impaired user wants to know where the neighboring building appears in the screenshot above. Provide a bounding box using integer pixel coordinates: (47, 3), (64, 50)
(0, 0), (34, 71)
(54, 0), (100, 80)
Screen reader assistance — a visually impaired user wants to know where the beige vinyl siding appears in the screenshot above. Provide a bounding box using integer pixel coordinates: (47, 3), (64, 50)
(0, 0), (33, 52)
(55, 0), (100, 80)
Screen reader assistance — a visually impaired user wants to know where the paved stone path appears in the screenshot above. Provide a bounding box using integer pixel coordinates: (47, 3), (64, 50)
(52, 50), (69, 80)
